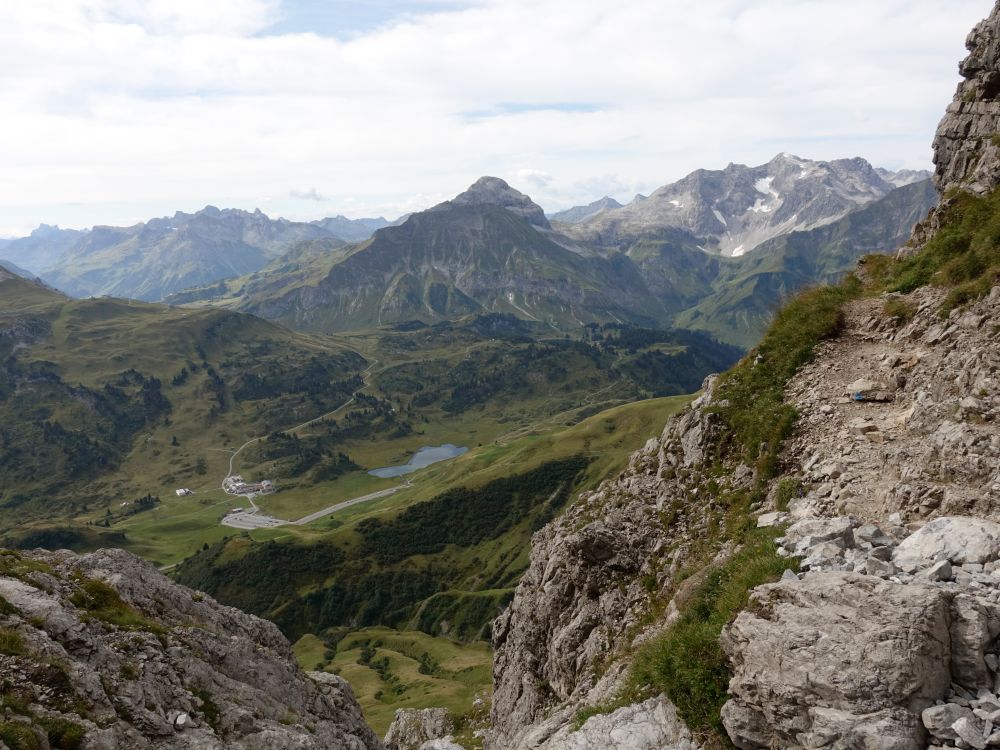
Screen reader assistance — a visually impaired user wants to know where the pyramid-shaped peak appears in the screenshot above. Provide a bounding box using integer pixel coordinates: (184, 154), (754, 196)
(441, 176), (550, 228)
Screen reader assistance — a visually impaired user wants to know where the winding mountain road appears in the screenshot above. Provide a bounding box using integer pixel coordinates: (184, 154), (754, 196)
(218, 355), (398, 529)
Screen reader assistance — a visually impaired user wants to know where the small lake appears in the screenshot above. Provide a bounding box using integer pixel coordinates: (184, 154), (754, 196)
(368, 444), (469, 478)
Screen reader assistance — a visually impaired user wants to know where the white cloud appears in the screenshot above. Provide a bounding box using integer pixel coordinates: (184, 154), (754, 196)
(516, 169), (553, 189)
(289, 187), (327, 201)
(0, 0), (993, 235)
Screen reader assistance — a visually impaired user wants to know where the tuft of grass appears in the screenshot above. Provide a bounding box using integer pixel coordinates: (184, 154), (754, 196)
(36, 717), (85, 750)
(882, 297), (916, 326)
(625, 529), (796, 737)
(0, 722), (41, 750)
(68, 578), (164, 633)
(774, 478), (802, 513)
(191, 688), (221, 731)
(885, 189), (1000, 315)
(0, 594), (19, 616)
(0, 627), (26, 656)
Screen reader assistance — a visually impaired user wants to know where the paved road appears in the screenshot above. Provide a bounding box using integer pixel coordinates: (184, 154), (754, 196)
(217, 354), (384, 530)
(291, 483), (409, 525)
(220, 481), (410, 529)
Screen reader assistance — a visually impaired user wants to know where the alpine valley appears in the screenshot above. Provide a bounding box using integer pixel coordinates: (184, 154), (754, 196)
(8, 18), (998, 745)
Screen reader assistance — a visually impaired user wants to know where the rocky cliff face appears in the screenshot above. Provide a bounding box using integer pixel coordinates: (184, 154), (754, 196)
(487, 381), (737, 749)
(935, 2), (1000, 195)
(0, 547), (381, 749)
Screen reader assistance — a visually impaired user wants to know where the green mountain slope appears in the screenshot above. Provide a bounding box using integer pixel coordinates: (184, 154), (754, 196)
(0, 269), (367, 531)
(674, 179), (937, 347)
(40, 207), (340, 301)
(223, 202), (670, 331)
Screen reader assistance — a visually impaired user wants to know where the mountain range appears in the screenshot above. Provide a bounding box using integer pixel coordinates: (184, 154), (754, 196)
(557, 153), (928, 257)
(4, 154), (934, 348)
(168, 157), (934, 347)
(0, 210), (394, 302)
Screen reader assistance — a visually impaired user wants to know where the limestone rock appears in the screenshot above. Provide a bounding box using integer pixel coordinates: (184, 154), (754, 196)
(923, 703), (975, 742)
(385, 708), (454, 750)
(0, 548), (382, 749)
(934, 2), (1000, 196)
(894, 517), (1000, 571)
(721, 572), (954, 749)
(538, 697), (699, 750)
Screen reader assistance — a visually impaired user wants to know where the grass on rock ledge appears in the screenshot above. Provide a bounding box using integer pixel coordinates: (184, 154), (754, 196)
(574, 280), (858, 742)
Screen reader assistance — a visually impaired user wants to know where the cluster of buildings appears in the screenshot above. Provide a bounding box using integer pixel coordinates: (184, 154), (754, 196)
(223, 475), (275, 496)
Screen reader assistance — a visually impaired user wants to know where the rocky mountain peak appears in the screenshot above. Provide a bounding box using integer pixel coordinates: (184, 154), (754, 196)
(29, 223), (68, 238)
(934, 0), (1000, 194)
(549, 196), (624, 224)
(562, 153), (906, 258)
(436, 176), (550, 229)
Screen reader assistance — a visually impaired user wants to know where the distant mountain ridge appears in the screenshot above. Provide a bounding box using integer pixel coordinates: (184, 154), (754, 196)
(3, 209), (397, 302)
(1, 223), (87, 273)
(14, 154), (935, 348)
(171, 170), (936, 346)
(548, 196), (624, 224)
(311, 214), (394, 241)
(559, 154), (931, 258)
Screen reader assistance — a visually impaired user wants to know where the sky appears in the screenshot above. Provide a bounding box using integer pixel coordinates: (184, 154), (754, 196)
(0, 0), (994, 237)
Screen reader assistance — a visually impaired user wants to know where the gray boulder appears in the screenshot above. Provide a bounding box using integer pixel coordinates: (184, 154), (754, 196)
(721, 572), (955, 749)
(384, 708), (454, 750)
(893, 517), (1000, 572)
(539, 697), (698, 750)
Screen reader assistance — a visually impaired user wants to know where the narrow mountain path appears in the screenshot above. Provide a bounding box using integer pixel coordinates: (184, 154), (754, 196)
(781, 287), (1000, 524)
(220, 354), (380, 490)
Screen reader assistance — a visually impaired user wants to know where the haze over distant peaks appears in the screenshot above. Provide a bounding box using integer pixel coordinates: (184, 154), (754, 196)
(1, 206), (399, 302)
(312, 214), (394, 242)
(548, 196), (624, 224)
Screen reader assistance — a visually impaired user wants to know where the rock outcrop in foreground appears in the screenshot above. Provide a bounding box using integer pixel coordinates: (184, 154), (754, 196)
(0, 547), (381, 749)
(724, 514), (1000, 748)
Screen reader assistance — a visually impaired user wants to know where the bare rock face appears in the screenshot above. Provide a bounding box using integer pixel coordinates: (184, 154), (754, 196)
(0, 547), (382, 749)
(723, 509), (1000, 750)
(487, 382), (733, 749)
(722, 572), (953, 748)
(384, 708), (453, 750)
(934, 1), (1000, 195)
